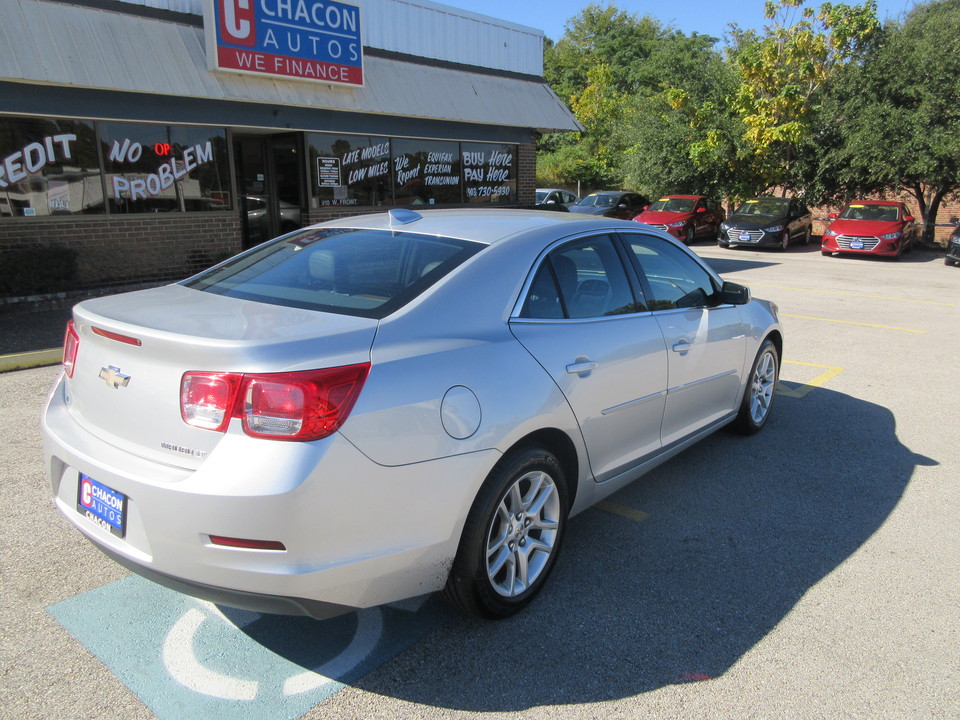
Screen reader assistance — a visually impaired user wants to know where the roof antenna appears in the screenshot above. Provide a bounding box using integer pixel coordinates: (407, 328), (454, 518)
(388, 208), (422, 226)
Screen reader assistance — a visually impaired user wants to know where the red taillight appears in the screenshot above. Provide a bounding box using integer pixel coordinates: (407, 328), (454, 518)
(63, 320), (80, 378)
(180, 372), (241, 432)
(180, 363), (370, 442)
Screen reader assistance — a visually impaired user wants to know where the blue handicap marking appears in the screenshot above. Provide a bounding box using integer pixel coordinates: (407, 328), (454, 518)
(48, 575), (454, 720)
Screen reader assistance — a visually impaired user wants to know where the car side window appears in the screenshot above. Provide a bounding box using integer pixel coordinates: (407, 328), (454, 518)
(623, 234), (719, 311)
(520, 235), (644, 319)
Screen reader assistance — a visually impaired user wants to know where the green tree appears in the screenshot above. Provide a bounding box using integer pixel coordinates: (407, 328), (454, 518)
(728, 0), (881, 191)
(539, 4), (723, 191)
(803, 0), (960, 243)
(617, 39), (749, 201)
(545, 3), (670, 101)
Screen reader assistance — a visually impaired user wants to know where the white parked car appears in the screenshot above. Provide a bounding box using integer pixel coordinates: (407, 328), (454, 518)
(43, 208), (782, 620)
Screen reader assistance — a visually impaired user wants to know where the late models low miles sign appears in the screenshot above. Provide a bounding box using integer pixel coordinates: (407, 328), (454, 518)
(205, 0), (363, 86)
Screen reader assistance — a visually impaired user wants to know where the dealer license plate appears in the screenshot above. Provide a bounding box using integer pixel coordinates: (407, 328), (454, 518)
(850, 240), (864, 249)
(739, 233), (752, 242)
(77, 474), (127, 538)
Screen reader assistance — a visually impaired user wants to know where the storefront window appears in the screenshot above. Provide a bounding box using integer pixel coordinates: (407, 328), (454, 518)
(392, 138), (461, 206)
(308, 133), (391, 208)
(98, 122), (230, 213)
(462, 142), (516, 204)
(0, 117), (103, 217)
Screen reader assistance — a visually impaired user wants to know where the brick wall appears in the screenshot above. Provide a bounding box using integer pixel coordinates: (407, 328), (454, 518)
(0, 214), (243, 290)
(516, 137), (537, 205)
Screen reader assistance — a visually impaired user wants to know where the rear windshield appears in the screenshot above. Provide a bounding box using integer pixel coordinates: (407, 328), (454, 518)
(183, 227), (484, 318)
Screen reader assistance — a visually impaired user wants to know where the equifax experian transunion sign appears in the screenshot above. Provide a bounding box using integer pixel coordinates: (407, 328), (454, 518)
(204, 0), (363, 86)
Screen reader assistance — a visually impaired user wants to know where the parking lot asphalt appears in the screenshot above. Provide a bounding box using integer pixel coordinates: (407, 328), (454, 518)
(2, 241), (958, 720)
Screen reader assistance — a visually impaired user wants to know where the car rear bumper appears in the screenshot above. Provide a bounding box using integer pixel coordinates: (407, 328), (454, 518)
(42, 374), (497, 615)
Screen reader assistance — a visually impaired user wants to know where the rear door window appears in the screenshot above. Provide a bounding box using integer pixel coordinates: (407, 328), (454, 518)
(520, 235), (644, 319)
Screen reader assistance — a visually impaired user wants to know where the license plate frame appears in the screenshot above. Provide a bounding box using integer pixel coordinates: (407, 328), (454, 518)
(850, 240), (865, 250)
(77, 474), (127, 538)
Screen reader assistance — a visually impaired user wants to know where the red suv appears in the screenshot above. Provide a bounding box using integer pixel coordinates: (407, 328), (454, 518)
(634, 195), (725, 244)
(821, 201), (917, 259)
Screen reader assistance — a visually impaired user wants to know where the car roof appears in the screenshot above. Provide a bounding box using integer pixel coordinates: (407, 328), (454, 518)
(655, 194), (703, 200)
(311, 208), (636, 245)
(844, 200), (903, 206)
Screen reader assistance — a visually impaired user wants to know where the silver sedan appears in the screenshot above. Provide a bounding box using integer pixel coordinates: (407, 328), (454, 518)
(42, 208), (782, 620)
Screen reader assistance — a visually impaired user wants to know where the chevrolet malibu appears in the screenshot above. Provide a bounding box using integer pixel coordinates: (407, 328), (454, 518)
(821, 200), (917, 259)
(43, 209), (782, 620)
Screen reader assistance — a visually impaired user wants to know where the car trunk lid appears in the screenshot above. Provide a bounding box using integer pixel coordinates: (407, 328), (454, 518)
(64, 284), (377, 470)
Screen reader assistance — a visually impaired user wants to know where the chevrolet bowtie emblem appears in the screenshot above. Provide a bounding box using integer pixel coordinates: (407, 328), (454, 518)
(99, 365), (131, 389)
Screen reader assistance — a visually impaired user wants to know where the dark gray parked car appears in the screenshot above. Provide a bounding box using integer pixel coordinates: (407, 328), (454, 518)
(719, 197), (813, 250)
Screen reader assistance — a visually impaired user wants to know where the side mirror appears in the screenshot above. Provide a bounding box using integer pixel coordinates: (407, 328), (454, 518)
(546, 199), (556, 205)
(829, 212), (838, 219)
(721, 281), (750, 306)
(904, 215), (914, 222)
(643, 205), (649, 210)
(697, 207), (706, 213)
(618, 203), (628, 209)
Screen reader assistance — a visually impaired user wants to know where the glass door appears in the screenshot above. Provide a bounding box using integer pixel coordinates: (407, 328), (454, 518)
(234, 134), (305, 249)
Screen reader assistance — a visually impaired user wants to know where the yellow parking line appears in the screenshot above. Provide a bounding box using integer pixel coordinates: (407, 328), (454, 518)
(596, 500), (651, 522)
(778, 360), (844, 398)
(740, 282), (956, 307)
(782, 314), (926, 334)
(0, 348), (61, 373)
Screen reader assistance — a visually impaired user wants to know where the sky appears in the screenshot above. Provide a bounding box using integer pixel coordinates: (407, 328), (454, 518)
(436, 0), (919, 43)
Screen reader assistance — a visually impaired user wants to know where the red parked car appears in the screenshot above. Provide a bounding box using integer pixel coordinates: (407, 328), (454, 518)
(821, 200), (918, 259)
(634, 195), (725, 244)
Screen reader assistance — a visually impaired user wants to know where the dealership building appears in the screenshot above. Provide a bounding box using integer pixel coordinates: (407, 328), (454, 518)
(0, 0), (579, 291)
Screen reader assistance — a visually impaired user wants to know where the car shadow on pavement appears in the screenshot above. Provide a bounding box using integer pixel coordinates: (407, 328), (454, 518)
(700, 256), (780, 274)
(336, 386), (932, 711)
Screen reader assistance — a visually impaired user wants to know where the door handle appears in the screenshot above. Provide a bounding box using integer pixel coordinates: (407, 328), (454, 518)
(672, 341), (692, 354)
(566, 359), (598, 375)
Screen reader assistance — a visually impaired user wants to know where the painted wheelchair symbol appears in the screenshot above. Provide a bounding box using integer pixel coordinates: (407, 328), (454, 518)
(161, 600), (387, 701)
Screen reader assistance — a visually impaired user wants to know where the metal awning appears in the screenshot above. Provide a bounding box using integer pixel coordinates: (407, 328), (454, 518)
(0, 0), (581, 133)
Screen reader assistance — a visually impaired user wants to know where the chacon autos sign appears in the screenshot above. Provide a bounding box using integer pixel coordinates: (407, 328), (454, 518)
(204, 0), (363, 86)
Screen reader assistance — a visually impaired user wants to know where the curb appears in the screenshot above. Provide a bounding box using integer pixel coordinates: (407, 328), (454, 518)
(0, 348), (62, 373)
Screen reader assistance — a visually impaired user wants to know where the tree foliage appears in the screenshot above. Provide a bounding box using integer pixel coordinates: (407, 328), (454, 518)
(538, 3), (723, 190)
(801, 0), (960, 241)
(727, 0), (881, 190)
(539, 0), (957, 236)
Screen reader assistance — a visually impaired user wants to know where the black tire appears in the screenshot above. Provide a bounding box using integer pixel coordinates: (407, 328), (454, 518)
(718, 241), (730, 249)
(778, 230), (790, 251)
(443, 446), (569, 619)
(803, 226), (812, 245)
(821, 250), (831, 257)
(684, 226), (695, 244)
(946, 257), (956, 266)
(733, 339), (779, 435)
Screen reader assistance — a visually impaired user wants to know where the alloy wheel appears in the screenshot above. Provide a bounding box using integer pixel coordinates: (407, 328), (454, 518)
(485, 470), (561, 598)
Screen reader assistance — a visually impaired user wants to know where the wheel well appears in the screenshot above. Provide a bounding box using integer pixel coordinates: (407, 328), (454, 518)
(506, 428), (580, 506)
(766, 329), (784, 361)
